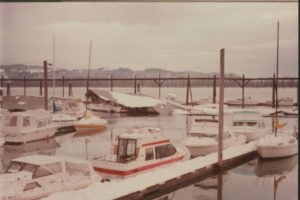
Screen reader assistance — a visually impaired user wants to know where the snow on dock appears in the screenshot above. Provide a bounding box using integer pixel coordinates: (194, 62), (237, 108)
(43, 142), (257, 200)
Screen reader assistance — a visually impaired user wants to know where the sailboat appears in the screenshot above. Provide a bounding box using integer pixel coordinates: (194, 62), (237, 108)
(256, 22), (298, 159)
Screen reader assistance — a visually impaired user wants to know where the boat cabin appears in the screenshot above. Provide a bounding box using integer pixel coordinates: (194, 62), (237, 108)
(2, 109), (53, 132)
(232, 111), (265, 128)
(114, 127), (177, 163)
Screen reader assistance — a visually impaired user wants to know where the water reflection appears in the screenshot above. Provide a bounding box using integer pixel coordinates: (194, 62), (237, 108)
(0, 139), (60, 172)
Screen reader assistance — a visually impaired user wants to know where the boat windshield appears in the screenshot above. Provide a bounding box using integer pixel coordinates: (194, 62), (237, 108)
(4, 116), (18, 127)
(233, 121), (257, 127)
(117, 138), (137, 163)
(22, 164), (37, 173)
(7, 162), (23, 173)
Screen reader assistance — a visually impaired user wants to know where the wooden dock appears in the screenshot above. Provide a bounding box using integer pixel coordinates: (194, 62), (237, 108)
(116, 149), (257, 200)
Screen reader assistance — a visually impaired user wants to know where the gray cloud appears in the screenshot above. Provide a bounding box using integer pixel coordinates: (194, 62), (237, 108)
(0, 3), (298, 77)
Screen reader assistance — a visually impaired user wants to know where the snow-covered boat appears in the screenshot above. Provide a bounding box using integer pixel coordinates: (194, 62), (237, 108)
(2, 109), (58, 144)
(231, 111), (271, 142)
(257, 134), (298, 159)
(227, 97), (258, 106)
(51, 98), (85, 119)
(92, 127), (188, 179)
(88, 103), (125, 113)
(183, 118), (246, 156)
(266, 97), (294, 106)
(0, 155), (99, 200)
(74, 111), (108, 134)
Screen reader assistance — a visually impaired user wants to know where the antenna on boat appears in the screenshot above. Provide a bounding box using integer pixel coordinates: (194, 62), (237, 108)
(86, 40), (92, 110)
(275, 21), (280, 137)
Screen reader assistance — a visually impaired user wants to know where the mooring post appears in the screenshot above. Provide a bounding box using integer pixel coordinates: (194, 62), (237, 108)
(39, 79), (43, 96)
(134, 75), (137, 94)
(0, 76), (3, 88)
(217, 173), (223, 200)
(6, 83), (10, 96)
(43, 60), (48, 110)
(218, 48), (225, 168)
(23, 76), (26, 96)
(272, 73), (275, 108)
(213, 75), (216, 104)
(69, 84), (73, 97)
(0, 87), (3, 108)
(185, 74), (190, 105)
(158, 74), (162, 99)
(62, 75), (65, 97)
(110, 75), (113, 92)
(242, 74), (245, 109)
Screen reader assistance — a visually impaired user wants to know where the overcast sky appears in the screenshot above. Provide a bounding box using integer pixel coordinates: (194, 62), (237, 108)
(0, 3), (298, 77)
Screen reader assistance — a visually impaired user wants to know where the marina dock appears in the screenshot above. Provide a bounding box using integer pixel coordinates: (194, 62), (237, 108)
(44, 142), (257, 200)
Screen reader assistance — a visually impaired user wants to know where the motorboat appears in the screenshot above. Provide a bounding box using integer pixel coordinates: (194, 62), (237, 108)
(231, 111), (271, 142)
(2, 109), (58, 144)
(51, 98), (85, 119)
(183, 118), (246, 157)
(88, 103), (125, 113)
(257, 134), (298, 159)
(0, 154), (99, 200)
(51, 113), (77, 135)
(227, 97), (258, 106)
(92, 127), (188, 179)
(74, 111), (108, 135)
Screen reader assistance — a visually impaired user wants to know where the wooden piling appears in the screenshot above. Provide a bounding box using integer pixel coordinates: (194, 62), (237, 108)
(218, 48), (225, 168)
(69, 84), (73, 97)
(23, 76), (26, 96)
(62, 75), (65, 97)
(242, 74), (245, 108)
(158, 74), (161, 99)
(134, 75), (137, 94)
(185, 74), (190, 105)
(0, 76), (3, 88)
(272, 73), (275, 108)
(43, 60), (48, 110)
(6, 83), (10, 96)
(213, 75), (216, 104)
(39, 79), (43, 96)
(110, 75), (113, 92)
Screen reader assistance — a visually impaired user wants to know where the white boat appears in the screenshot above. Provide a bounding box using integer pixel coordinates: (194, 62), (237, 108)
(183, 118), (246, 156)
(51, 113), (78, 135)
(88, 103), (125, 113)
(257, 134), (298, 159)
(227, 97), (258, 106)
(51, 98), (85, 119)
(266, 97), (294, 106)
(231, 111), (271, 142)
(74, 111), (108, 134)
(2, 109), (58, 144)
(92, 127), (189, 179)
(0, 154), (99, 200)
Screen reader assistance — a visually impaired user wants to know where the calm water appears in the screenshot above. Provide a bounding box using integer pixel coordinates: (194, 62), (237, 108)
(0, 87), (298, 200)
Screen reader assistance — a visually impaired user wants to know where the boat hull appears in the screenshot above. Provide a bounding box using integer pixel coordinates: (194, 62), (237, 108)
(257, 143), (298, 158)
(185, 135), (246, 157)
(3, 126), (57, 144)
(74, 124), (107, 135)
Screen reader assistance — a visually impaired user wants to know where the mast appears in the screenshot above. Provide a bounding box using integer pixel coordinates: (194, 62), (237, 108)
(275, 22), (279, 137)
(52, 37), (56, 98)
(86, 40), (92, 110)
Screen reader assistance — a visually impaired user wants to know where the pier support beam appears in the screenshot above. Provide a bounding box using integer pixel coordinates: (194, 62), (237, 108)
(154, 74), (165, 99)
(62, 75), (65, 97)
(233, 74), (250, 108)
(68, 84), (73, 97)
(134, 75), (137, 94)
(218, 48), (225, 168)
(39, 79), (43, 96)
(110, 75), (113, 92)
(43, 60), (48, 110)
(6, 83), (10, 96)
(213, 75), (217, 104)
(23, 76), (26, 96)
(1, 76), (3, 89)
(185, 74), (193, 105)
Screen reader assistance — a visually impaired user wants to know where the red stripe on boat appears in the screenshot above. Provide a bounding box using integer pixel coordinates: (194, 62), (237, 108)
(142, 140), (170, 147)
(93, 156), (184, 176)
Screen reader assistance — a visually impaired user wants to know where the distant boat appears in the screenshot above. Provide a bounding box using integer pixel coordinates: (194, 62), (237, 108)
(183, 118), (246, 157)
(92, 127), (189, 179)
(0, 155), (99, 200)
(2, 109), (58, 144)
(50, 97), (86, 119)
(227, 97), (258, 106)
(266, 97), (294, 106)
(231, 111), (271, 142)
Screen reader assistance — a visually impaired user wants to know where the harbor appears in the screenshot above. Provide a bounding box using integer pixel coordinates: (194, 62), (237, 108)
(0, 2), (298, 200)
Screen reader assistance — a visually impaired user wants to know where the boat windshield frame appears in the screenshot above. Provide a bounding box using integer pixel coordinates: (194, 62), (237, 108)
(116, 138), (138, 163)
